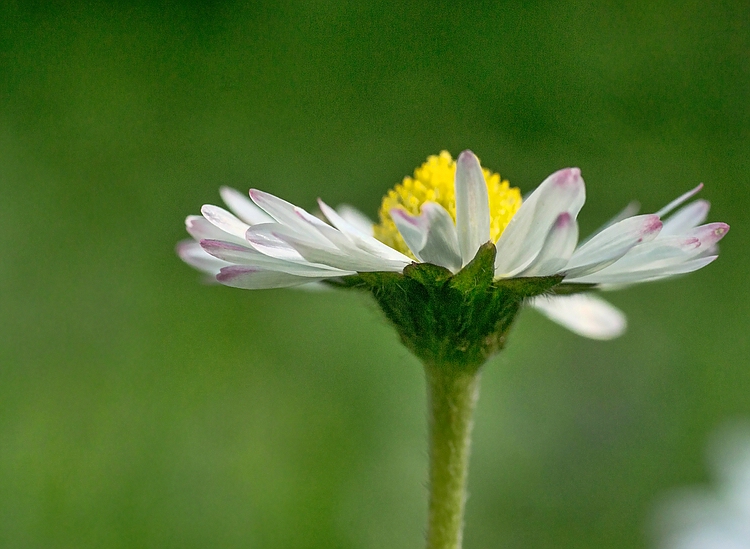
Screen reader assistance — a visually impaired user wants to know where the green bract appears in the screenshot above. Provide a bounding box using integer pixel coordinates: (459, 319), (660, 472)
(336, 243), (590, 371)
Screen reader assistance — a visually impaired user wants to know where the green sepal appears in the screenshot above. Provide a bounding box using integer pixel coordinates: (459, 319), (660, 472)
(449, 242), (496, 293)
(337, 243), (565, 372)
(549, 282), (597, 295)
(493, 274), (563, 297)
(403, 262), (453, 286)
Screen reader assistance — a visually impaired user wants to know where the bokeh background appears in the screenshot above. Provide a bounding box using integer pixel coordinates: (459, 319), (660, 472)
(1, 2), (748, 548)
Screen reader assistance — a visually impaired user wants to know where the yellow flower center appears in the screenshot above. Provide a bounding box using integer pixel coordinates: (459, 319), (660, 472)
(373, 151), (523, 257)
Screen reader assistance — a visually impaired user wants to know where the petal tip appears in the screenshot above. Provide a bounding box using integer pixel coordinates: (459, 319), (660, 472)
(646, 216), (664, 233)
(709, 223), (730, 243)
(185, 215), (201, 228)
(456, 150), (482, 174)
(390, 206), (411, 220)
(175, 240), (193, 257)
(553, 167), (583, 187)
(555, 212), (572, 227)
(457, 150), (477, 163)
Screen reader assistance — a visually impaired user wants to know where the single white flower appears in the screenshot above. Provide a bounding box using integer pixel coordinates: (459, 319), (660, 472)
(178, 150), (728, 340)
(653, 424), (750, 549)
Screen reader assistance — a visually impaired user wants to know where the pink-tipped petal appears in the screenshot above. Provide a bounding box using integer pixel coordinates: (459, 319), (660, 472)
(249, 190), (333, 245)
(249, 190), (347, 254)
(656, 184), (704, 218)
(687, 222), (730, 248)
(519, 212), (579, 277)
(185, 215), (240, 243)
(390, 207), (428, 256)
(564, 215), (663, 279)
(200, 239), (266, 264)
(390, 203), (462, 272)
(495, 167), (586, 277)
(220, 186), (274, 225)
(588, 255), (719, 286)
(418, 202), (463, 272)
(455, 150), (491, 266)
(319, 199), (412, 262)
(201, 205), (252, 240)
(660, 199), (710, 236)
(249, 190), (413, 271)
(249, 189), (303, 225)
(217, 266), (325, 289)
(176, 240), (227, 275)
(569, 228), (723, 285)
(202, 239), (351, 277)
(577, 201), (640, 247)
(244, 224), (309, 261)
(248, 223), (405, 273)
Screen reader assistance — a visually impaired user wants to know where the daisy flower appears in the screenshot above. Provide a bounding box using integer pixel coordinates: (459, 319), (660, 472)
(178, 150), (728, 342)
(178, 149), (729, 549)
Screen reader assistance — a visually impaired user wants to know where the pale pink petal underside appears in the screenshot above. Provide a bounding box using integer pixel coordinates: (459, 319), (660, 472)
(530, 294), (627, 340)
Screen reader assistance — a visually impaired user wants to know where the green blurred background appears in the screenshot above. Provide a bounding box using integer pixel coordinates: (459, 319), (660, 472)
(1, 2), (748, 548)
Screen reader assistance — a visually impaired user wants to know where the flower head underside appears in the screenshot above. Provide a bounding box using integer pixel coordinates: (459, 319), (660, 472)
(178, 150), (729, 345)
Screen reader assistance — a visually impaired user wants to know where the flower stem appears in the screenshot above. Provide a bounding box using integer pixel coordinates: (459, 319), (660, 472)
(424, 363), (481, 549)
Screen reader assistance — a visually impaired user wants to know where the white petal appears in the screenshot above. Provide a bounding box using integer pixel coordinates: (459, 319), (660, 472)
(455, 150), (491, 266)
(200, 239), (353, 277)
(249, 189), (308, 225)
(306, 215), (412, 270)
(176, 240), (227, 275)
(186, 215), (244, 244)
(318, 199), (412, 262)
(391, 203), (462, 272)
(530, 294), (627, 340)
(390, 208), (428, 257)
(250, 191), (407, 269)
(200, 239), (268, 264)
(217, 266), (325, 289)
(592, 255), (718, 286)
(244, 223), (309, 261)
(247, 190), (413, 272)
(574, 223), (728, 285)
(495, 167), (586, 278)
(249, 189), (335, 247)
(247, 223), (406, 272)
(581, 201), (641, 247)
(656, 184), (703, 217)
(564, 215), (663, 279)
(518, 212), (579, 277)
(336, 204), (376, 237)
(201, 205), (252, 241)
(219, 186), (275, 225)
(418, 203), (463, 272)
(685, 222), (730, 249)
(660, 199), (710, 236)
(572, 236), (701, 283)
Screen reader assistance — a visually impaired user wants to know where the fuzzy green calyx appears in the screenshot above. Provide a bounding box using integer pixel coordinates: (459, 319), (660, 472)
(342, 243), (564, 371)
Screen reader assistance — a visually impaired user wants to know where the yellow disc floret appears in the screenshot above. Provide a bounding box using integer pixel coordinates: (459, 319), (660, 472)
(373, 151), (522, 257)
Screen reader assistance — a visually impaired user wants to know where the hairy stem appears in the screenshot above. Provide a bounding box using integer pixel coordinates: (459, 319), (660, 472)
(425, 364), (481, 549)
